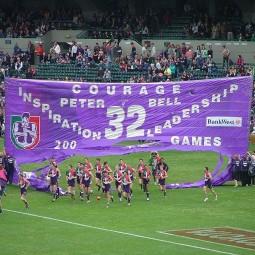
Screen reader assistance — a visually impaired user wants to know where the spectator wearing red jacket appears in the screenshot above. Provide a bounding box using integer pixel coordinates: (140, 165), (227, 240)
(236, 55), (244, 69)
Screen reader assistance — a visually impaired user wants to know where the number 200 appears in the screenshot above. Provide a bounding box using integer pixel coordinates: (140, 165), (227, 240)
(54, 140), (77, 149)
(105, 105), (146, 139)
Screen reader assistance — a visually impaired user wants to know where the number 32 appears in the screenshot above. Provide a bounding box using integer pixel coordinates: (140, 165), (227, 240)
(105, 105), (146, 139)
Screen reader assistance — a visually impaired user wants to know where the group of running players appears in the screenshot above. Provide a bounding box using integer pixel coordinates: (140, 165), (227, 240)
(46, 151), (169, 208)
(0, 150), (219, 212)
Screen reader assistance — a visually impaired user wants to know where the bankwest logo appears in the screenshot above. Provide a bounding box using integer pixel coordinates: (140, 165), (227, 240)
(206, 117), (242, 127)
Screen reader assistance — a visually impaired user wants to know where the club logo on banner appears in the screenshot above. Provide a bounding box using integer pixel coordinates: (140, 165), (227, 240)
(11, 112), (40, 149)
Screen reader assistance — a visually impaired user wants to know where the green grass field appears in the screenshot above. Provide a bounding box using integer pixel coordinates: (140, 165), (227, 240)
(1, 138), (255, 255)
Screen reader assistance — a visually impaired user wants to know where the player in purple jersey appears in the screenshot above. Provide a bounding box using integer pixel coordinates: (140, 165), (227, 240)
(94, 158), (103, 191)
(121, 170), (132, 205)
(136, 159), (145, 190)
(76, 162), (84, 200)
(113, 165), (123, 201)
(81, 167), (94, 203)
(47, 161), (61, 202)
(156, 165), (168, 198)
(66, 165), (76, 202)
(126, 165), (135, 196)
(203, 167), (217, 202)
(142, 165), (151, 201)
(18, 173), (30, 209)
(101, 170), (114, 208)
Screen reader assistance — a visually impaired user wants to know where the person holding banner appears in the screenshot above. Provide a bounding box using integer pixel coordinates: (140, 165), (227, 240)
(0, 164), (7, 213)
(248, 151), (255, 186)
(66, 165), (76, 202)
(231, 154), (241, 187)
(203, 167), (217, 202)
(18, 173), (30, 209)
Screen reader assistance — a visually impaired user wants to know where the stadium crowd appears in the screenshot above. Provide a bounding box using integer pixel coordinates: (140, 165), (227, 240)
(0, 6), (84, 38)
(0, 39), (254, 83)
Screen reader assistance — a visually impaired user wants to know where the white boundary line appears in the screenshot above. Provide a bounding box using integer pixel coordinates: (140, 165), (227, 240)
(157, 231), (255, 252)
(225, 226), (255, 234)
(4, 209), (240, 255)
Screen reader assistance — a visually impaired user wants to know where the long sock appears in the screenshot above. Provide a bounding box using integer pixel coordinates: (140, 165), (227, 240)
(57, 187), (60, 196)
(118, 191), (121, 198)
(130, 189), (133, 195)
(86, 193), (90, 201)
(164, 190), (166, 197)
(127, 196), (130, 203)
(146, 192), (149, 198)
(140, 184), (143, 189)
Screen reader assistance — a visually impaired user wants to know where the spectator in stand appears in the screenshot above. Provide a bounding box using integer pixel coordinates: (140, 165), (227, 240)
(211, 23), (217, 39)
(14, 57), (23, 76)
(207, 45), (213, 59)
(130, 42), (137, 59)
(210, 63), (218, 75)
(35, 43), (43, 63)
(97, 67), (104, 81)
(236, 55), (244, 69)
(103, 68), (111, 82)
(220, 22), (227, 40)
(185, 48), (194, 69)
(239, 66), (246, 76)
(251, 33), (255, 41)
(170, 62), (176, 79)
(50, 41), (61, 62)
(192, 23), (199, 37)
(71, 42), (78, 61)
(195, 45), (201, 61)
(246, 66), (253, 76)
(206, 55), (213, 72)
(184, 2), (191, 13)
(222, 45), (230, 68)
(141, 25), (149, 37)
(226, 22), (234, 41)
(150, 43), (156, 62)
(141, 43), (148, 60)
(27, 41), (35, 65)
(201, 44), (207, 62)
(181, 43), (187, 56)
(14, 43), (21, 55)
(181, 71), (189, 81)
(229, 65), (237, 77)
(222, 67), (229, 77)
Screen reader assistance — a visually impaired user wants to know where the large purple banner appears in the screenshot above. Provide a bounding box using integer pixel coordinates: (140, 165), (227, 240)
(5, 77), (252, 166)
